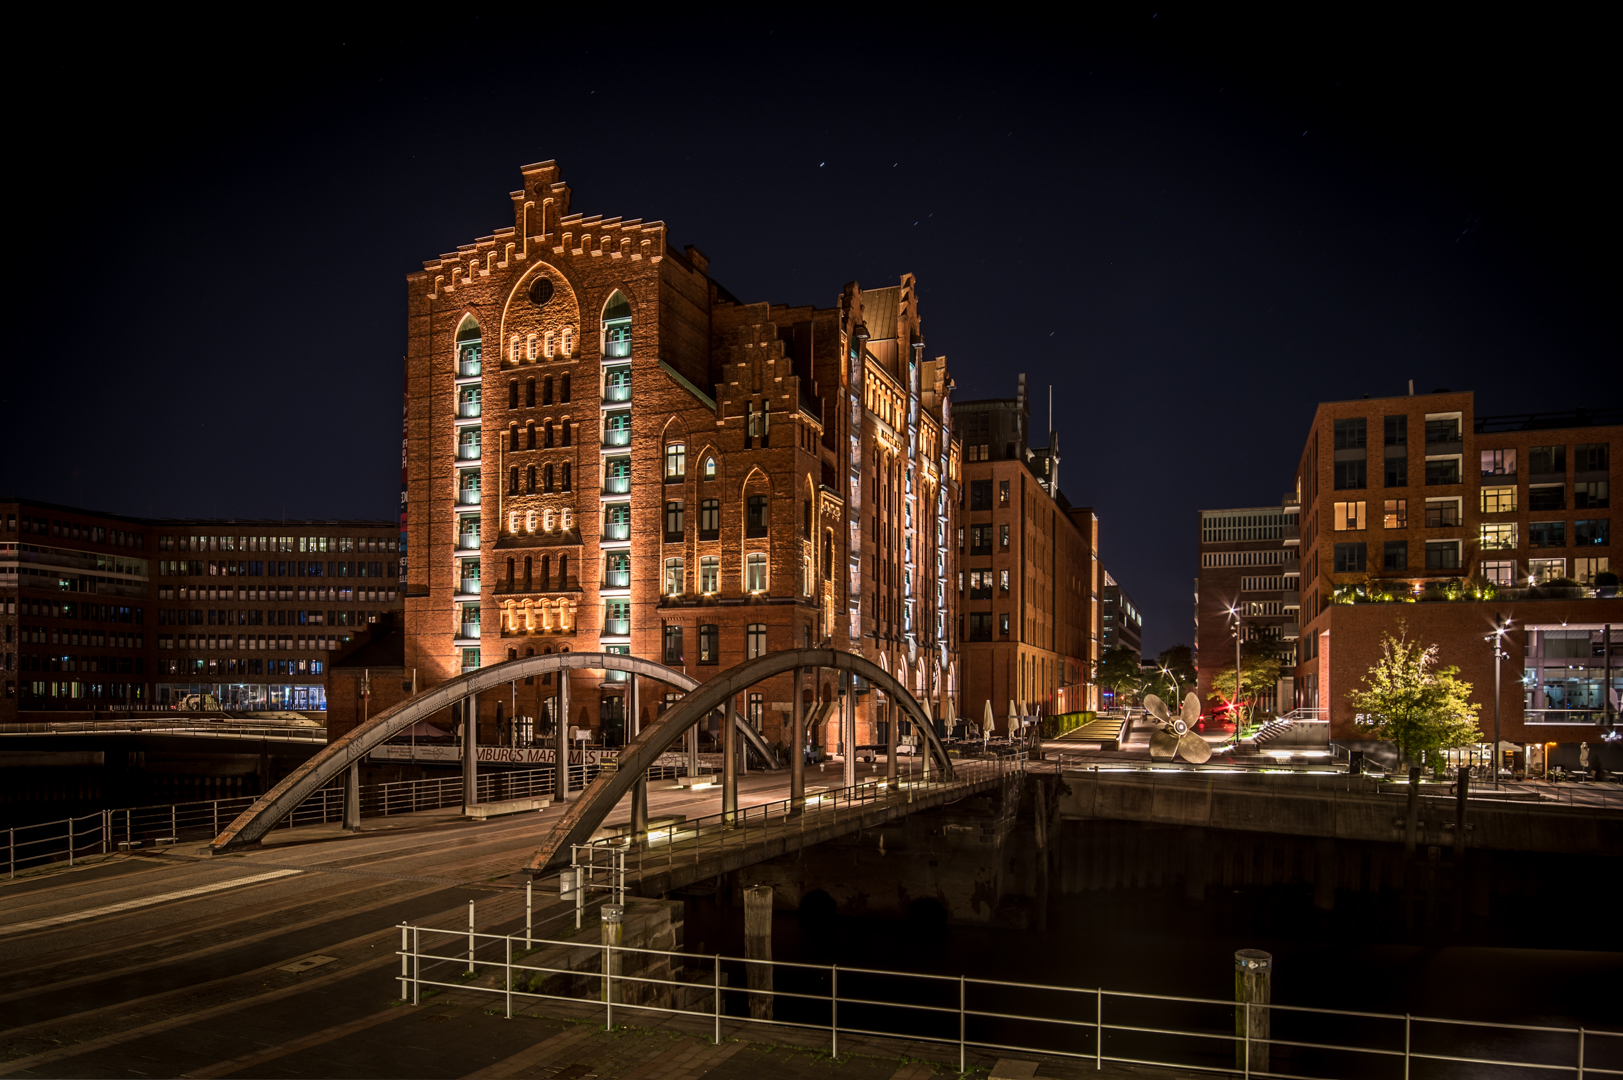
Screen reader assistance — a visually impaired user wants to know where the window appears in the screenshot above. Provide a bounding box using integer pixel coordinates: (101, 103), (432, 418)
(544, 420), (555, 448)
(746, 496), (768, 538)
(999, 480), (1009, 506)
(1000, 569), (1010, 592)
(1576, 443), (1609, 473)
(1383, 499), (1407, 529)
(509, 381), (519, 409)
(1383, 541), (1408, 570)
(1574, 556), (1611, 584)
(746, 623), (767, 658)
(1576, 520), (1610, 546)
(1529, 485), (1565, 511)
(1478, 559), (1515, 585)
(968, 613), (993, 641)
(1481, 486), (1517, 513)
(560, 374), (570, 402)
(603, 291), (632, 358)
(604, 599), (630, 634)
(698, 623), (719, 663)
(665, 501), (685, 542)
(508, 467), (520, 495)
(561, 420), (571, 447)
(1423, 501), (1461, 528)
(802, 500), (812, 540)
(1529, 445), (1565, 476)
(543, 464), (554, 493)
(1333, 418), (1366, 450)
(664, 558), (684, 596)
(1383, 415), (1407, 447)
(1575, 481), (1609, 509)
(1333, 543), (1366, 573)
(1384, 455), (1407, 487)
(1424, 458), (1461, 485)
(704, 456), (716, 479)
(663, 623), (683, 664)
(968, 571), (992, 599)
(604, 551), (629, 588)
(526, 465), (536, 493)
(1334, 460), (1367, 490)
(665, 443), (686, 481)
(1480, 448), (1515, 478)
(699, 556), (719, 593)
(1530, 521), (1566, 548)
(542, 376), (553, 406)
(969, 526), (992, 555)
(969, 480), (992, 510)
(1333, 501), (1366, 530)
(604, 366), (631, 402)
(1424, 417), (1461, 444)
(740, 552), (767, 593)
(1480, 523), (1518, 550)
(526, 379), (537, 408)
(999, 612), (1010, 636)
(1529, 558), (1566, 583)
(561, 462), (572, 492)
(699, 499), (720, 541)
(1424, 541), (1461, 570)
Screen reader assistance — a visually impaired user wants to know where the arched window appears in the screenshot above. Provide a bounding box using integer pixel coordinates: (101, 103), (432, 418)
(508, 381), (519, 409)
(746, 494), (769, 538)
(526, 422), (536, 450)
(526, 378), (536, 407)
(509, 467), (520, 495)
(558, 554), (569, 588)
(509, 425), (520, 452)
(544, 464), (555, 493)
(544, 421), (555, 448)
(704, 456), (717, 479)
(603, 291), (632, 358)
(455, 316), (481, 375)
(543, 376), (554, 406)
(539, 555), (551, 590)
(560, 374), (571, 402)
(561, 462), (572, 491)
(561, 420), (572, 447)
(505, 557), (514, 588)
(524, 556), (533, 589)
(526, 465), (536, 493)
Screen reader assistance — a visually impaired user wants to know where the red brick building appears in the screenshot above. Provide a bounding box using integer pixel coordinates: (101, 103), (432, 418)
(1193, 502), (1298, 719)
(402, 161), (962, 753)
(1287, 392), (1620, 752)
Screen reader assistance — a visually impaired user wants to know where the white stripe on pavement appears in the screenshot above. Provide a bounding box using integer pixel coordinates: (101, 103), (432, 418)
(2, 869), (303, 935)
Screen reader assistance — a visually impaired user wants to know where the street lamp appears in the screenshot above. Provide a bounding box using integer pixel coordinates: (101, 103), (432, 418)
(1161, 664), (1181, 703)
(1228, 604), (1244, 742)
(1485, 613), (1512, 789)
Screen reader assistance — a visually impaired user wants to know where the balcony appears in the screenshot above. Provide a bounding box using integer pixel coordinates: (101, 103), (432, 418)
(457, 531), (480, 551)
(1424, 461), (1462, 486)
(969, 586), (992, 600)
(1423, 507), (1462, 528)
(1280, 622), (1301, 641)
(459, 577), (481, 595)
(605, 338), (632, 360)
(603, 383), (631, 404)
(1283, 557), (1301, 575)
(456, 442), (482, 461)
(459, 622), (481, 639)
(458, 488), (482, 506)
(1282, 590), (1301, 609)
(603, 428), (632, 448)
(603, 618), (630, 636)
(457, 400), (482, 420)
(603, 522), (630, 542)
(457, 357), (482, 378)
(603, 570), (630, 588)
(1282, 522), (1300, 543)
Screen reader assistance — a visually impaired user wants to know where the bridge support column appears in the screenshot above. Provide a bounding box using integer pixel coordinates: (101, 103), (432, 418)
(790, 667), (805, 815)
(554, 673), (570, 804)
(722, 700), (738, 826)
(886, 691), (899, 788)
(687, 722), (699, 783)
(462, 691), (478, 809)
(630, 675), (647, 838)
(841, 672), (854, 790)
(343, 762), (360, 832)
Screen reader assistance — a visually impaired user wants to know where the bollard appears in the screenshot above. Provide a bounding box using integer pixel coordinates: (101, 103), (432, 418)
(467, 900), (476, 974)
(525, 881), (533, 948)
(1235, 949), (1272, 1073)
(601, 902), (624, 1024)
(744, 885), (774, 1021)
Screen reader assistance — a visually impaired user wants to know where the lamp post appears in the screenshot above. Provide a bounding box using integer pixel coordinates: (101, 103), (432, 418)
(1229, 605), (1244, 742)
(1486, 613), (1511, 789)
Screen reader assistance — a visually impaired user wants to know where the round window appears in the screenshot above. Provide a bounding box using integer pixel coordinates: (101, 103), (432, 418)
(529, 277), (554, 306)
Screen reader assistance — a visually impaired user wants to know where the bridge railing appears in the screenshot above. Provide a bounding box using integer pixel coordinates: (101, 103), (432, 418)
(566, 755), (1021, 884)
(392, 913), (1621, 1078)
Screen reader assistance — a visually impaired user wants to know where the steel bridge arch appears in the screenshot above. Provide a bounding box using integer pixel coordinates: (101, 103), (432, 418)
(523, 647), (956, 874)
(209, 652), (713, 853)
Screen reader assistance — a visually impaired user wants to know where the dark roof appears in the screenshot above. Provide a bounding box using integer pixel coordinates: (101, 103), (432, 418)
(1474, 407), (1622, 433)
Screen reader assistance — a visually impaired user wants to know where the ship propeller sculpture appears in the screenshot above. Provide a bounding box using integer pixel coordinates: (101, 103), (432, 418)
(1143, 692), (1212, 764)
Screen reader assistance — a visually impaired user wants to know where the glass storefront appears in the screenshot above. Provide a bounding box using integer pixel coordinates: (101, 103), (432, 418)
(157, 682), (327, 712)
(1523, 628), (1622, 724)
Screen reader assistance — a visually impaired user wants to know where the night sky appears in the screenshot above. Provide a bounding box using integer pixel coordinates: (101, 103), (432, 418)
(7, 13), (1613, 657)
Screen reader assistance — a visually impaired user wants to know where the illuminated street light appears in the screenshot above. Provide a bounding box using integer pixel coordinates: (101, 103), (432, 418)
(1484, 612), (1512, 788)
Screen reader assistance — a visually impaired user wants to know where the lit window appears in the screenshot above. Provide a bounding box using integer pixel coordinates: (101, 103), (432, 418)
(664, 558), (684, 596)
(525, 511), (535, 533)
(703, 456), (716, 479)
(746, 623), (767, 658)
(1333, 501), (1366, 531)
(1479, 523), (1518, 551)
(745, 553), (768, 592)
(1383, 499), (1407, 529)
(544, 331), (555, 357)
(699, 556), (719, 594)
(1574, 556), (1610, 584)
(1481, 486), (1517, 513)
(1480, 559), (1516, 586)
(665, 443), (686, 480)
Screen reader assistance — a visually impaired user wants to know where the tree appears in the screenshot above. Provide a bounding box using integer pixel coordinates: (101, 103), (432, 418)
(1094, 647), (1144, 705)
(1210, 643), (1285, 728)
(1156, 645), (1196, 692)
(1347, 626), (1482, 772)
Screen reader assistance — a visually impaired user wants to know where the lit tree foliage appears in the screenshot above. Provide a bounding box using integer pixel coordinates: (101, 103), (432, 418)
(1210, 644), (1285, 727)
(1348, 627), (1482, 770)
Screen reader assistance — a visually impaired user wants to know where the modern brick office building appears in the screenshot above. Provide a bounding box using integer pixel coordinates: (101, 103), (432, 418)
(1100, 570), (1143, 664)
(1287, 392), (1620, 754)
(402, 160), (962, 753)
(1, 498), (399, 720)
(1193, 503), (1299, 719)
(954, 376), (1099, 723)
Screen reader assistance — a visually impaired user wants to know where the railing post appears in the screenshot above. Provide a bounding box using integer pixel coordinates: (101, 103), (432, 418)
(399, 923), (408, 1000)
(467, 900), (476, 974)
(1578, 1027), (1585, 1080)
(9, 827), (14, 879)
(1404, 1014), (1411, 1080)
(947, 974), (960, 1071)
(212, 801), (218, 836)
(102, 809), (109, 855)
(1096, 988), (1103, 1070)
(1243, 1001), (1250, 1079)
(505, 934), (513, 1020)
(713, 953), (722, 1045)
(525, 881), (533, 948)
(831, 964), (839, 1058)
(171, 804), (177, 838)
(68, 815), (74, 867)
(412, 925), (421, 1006)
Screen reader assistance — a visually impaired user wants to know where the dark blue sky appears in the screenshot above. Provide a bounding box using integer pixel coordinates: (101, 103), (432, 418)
(6, 12), (1613, 656)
